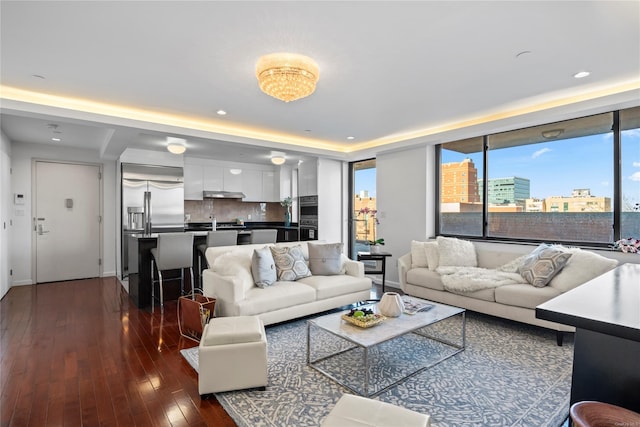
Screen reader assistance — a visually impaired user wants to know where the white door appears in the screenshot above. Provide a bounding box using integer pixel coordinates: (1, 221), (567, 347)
(35, 161), (101, 283)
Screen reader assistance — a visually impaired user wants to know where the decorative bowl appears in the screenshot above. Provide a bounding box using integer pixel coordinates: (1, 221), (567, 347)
(341, 313), (386, 328)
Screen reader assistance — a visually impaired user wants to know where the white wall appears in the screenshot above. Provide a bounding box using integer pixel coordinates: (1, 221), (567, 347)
(10, 142), (117, 286)
(0, 130), (12, 298)
(376, 145), (436, 287)
(317, 158), (344, 244)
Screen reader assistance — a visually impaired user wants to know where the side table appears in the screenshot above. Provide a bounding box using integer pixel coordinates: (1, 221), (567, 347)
(357, 252), (392, 293)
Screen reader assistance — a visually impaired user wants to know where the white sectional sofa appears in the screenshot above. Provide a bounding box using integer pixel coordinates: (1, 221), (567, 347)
(202, 241), (371, 326)
(398, 237), (622, 345)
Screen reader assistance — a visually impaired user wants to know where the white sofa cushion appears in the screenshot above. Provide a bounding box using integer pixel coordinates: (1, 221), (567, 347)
(411, 240), (429, 268)
(297, 274), (370, 300)
(448, 287), (496, 302)
(436, 236), (477, 267)
(424, 241), (439, 270)
(239, 281), (316, 315)
(495, 284), (562, 309)
(548, 248), (618, 293)
(406, 268), (445, 291)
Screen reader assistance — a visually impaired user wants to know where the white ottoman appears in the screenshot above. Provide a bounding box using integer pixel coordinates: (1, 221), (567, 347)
(198, 316), (267, 395)
(321, 394), (431, 427)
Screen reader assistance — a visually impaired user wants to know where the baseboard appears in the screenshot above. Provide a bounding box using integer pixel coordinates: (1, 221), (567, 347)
(11, 280), (33, 286)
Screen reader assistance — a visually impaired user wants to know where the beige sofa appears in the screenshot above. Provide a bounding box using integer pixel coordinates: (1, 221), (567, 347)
(398, 238), (620, 345)
(202, 241), (371, 326)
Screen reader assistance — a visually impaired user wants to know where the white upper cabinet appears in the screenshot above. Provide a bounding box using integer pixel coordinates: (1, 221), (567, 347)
(203, 166), (223, 191)
(242, 169), (263, 201)
(223, 168), (243, 192)
(262, 170), (276, 202)
(299, 158), (318, 196)
(184, 163), (203, 200)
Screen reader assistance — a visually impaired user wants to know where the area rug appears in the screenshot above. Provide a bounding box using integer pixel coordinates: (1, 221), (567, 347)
(181, 312), (573, 427)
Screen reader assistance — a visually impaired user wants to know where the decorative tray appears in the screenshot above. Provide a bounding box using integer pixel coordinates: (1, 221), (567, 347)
(341, 313), (386, 328)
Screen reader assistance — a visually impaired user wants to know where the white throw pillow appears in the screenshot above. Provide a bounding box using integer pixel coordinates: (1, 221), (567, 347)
(436, 236), (477, 267)
(424, 241), (439, 271)
(251, 246), (278, 288)
(212, 252), (254, 291)
(410, 240), (429, 268)
(548, 248), (618, 293)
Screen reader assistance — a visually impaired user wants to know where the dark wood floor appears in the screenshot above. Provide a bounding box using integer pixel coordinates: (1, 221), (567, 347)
(0, 277), (236, 427)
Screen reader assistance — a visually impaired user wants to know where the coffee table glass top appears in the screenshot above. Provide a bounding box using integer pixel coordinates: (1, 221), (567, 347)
(308, 296), (464, 348)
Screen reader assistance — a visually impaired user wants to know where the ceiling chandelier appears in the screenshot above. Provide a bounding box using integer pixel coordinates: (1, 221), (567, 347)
(256, 53), (319, 102)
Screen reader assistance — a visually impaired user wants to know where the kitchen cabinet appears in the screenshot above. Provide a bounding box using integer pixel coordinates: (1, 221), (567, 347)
(242, 169), (263, 201)
(223, 168), (243, 192)
(184, 163), (203, 200)
(203, 166), (223, 191)
(299, 158), (318, 197)
(262, 171), (276, 202)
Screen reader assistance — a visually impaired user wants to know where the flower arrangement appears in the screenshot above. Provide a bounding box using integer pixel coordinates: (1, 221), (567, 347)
(280, 197), (292, 208)
(357, 206), (379, 225)
(368, 238), (385, 246)
(611, 237), (640, 254)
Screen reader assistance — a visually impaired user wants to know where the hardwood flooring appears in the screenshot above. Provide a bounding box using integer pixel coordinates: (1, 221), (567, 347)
(0, 277), (236, 427)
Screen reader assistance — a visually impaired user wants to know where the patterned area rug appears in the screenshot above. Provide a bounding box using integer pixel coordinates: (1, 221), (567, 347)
(181, 312), (573, 427)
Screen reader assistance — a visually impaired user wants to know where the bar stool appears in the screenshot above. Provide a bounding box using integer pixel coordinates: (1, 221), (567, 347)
(197, 230), (238, 286)
(150, 232), (194, 312)
(249, 229), (277, 244)
(570, 401), (640, 427)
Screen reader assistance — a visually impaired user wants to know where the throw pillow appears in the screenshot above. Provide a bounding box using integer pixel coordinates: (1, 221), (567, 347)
(548, 248), (618, 293)
(518, 245), (572, 288)
(436, 236), (477, 267)
(424, 241), (440, 270)
(251, 246), (277, 288)
(308, 242), (344, 275)
(269, 245), (312, 281)
(410, 240), (429, 268)
(211, 252), (254, 292)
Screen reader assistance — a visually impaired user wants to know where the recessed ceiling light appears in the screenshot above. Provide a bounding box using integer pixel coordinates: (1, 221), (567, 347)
(216, 110), (227, 116)
(573, 71), (590, 79)
(347, 136), (355, 140)
(51, 137), (61, 142)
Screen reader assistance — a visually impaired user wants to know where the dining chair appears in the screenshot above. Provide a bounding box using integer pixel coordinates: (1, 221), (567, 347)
(150, 232), (194, 312)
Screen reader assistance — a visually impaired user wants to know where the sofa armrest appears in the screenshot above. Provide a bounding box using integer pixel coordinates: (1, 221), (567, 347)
(343, 258), (365, 278)
(202, 269), (244, 316)
(397, 252), (412, 292)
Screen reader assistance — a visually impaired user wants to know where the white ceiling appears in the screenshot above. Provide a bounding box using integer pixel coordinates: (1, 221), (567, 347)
(1, 1), (639, 164)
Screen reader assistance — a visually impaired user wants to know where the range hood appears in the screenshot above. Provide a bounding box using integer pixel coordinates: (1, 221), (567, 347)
(203, 190), (246, 199)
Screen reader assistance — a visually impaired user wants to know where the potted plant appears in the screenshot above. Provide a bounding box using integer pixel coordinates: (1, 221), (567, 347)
(368, 238), (385, 254)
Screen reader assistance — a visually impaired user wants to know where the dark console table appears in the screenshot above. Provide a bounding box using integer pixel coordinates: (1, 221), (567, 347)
(536, 263), (640, 412)
(357, 252), (392, 293)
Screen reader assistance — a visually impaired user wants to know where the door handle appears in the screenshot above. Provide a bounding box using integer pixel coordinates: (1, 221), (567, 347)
(37, 224), (50, 235)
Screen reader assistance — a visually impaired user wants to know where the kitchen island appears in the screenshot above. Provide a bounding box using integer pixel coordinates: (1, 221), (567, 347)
(536, 263), (640, 412)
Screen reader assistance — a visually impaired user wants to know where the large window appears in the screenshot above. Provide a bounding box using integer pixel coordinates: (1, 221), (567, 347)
(438, 107), (639, 246)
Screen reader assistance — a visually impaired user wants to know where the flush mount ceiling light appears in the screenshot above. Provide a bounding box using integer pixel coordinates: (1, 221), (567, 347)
(271, 151), (286, 165)
(573, 71), (590, 79)
(542, 129), (564, 139)
(166, 137), (186, 154)
(256, 53), (319, 102)
(229, 168), (242, 175)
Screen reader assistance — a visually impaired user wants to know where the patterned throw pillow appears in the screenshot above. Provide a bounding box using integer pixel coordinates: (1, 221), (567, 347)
(518, 245), (572, 288)
(269, 245), (312, 281)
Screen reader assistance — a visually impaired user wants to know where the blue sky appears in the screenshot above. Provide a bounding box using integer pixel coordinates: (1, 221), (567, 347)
(354, 130), (640, 208)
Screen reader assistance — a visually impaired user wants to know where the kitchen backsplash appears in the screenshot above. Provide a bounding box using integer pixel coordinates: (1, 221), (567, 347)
(184, 199), (286, 223)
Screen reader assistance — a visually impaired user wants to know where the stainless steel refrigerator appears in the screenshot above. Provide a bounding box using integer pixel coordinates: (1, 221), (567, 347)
(121, 163), (184, 277)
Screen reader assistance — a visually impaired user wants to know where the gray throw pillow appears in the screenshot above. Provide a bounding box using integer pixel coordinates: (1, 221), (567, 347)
(308, 242), (343, 275)
(251, 246), (277, 288)
(269, 245), (312, 281)
(518, 245), (572, 288)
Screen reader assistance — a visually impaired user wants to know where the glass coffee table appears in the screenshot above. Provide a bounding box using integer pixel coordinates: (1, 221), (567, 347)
(306, 296), (465, 397)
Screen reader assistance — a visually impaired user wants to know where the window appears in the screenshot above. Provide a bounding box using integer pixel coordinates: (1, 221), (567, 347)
(620, 107), (640, 239)
(437, 108), (640, 246)
(439, 137), (484, 237)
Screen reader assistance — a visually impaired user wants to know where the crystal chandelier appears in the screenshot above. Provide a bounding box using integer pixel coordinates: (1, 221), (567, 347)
(256, 53), (319, 102)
